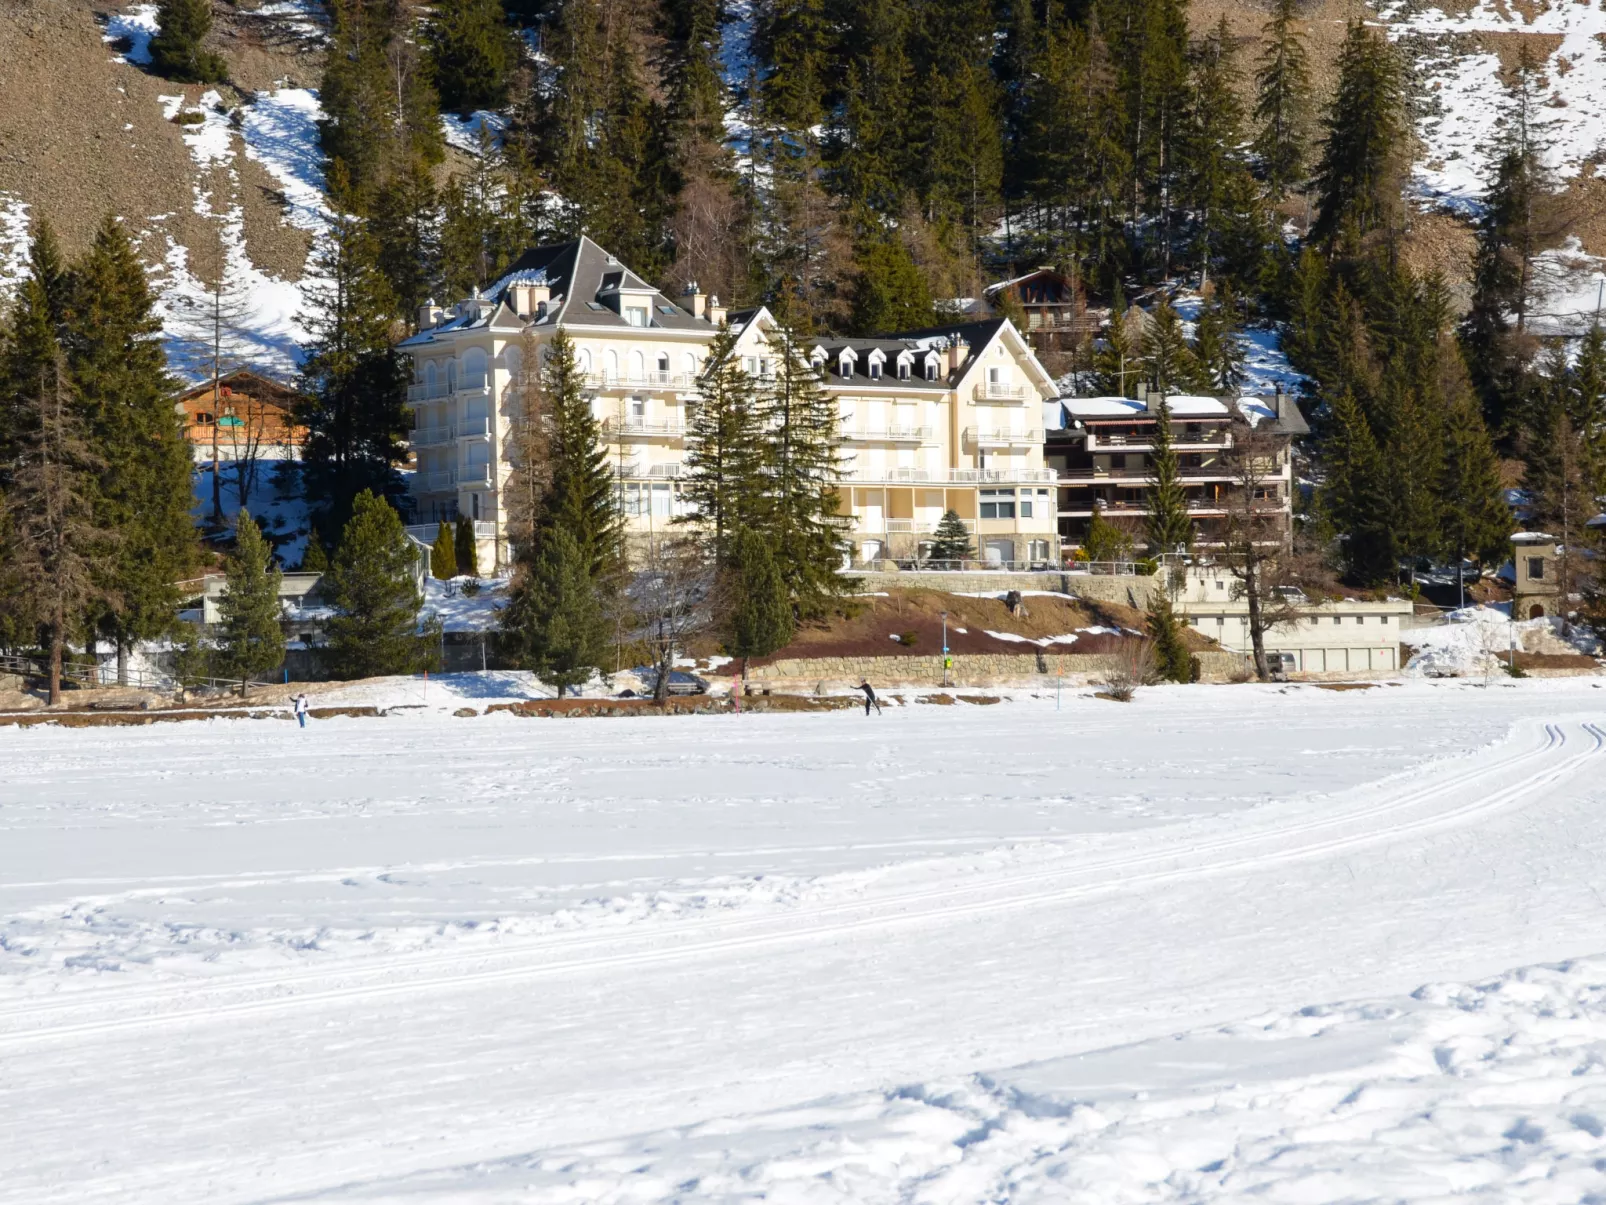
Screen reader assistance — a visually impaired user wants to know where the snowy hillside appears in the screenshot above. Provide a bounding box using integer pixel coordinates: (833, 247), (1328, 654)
(7, 682), (1606, 1201)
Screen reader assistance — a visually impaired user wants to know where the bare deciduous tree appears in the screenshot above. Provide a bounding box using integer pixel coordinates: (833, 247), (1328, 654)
(628, 536), (719, 703)
(1217, 422), (1302, 680)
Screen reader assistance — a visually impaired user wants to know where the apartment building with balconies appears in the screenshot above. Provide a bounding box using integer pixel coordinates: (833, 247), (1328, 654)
(398, 236), (1062, 570)
(1046, 387), (1307, 552)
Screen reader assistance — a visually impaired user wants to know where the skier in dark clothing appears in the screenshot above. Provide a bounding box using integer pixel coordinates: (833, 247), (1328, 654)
(859, 680), (881, 715)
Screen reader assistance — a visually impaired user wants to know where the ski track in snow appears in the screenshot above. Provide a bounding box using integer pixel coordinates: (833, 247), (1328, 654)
(6, 682), (1606, 1201)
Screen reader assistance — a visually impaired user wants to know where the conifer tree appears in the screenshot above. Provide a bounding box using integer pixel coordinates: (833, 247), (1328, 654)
(1253, 0), (1311, 198)
(1320, 388), (1395, 584)
(928, 508), (974, 563)
(431, 520), (457, 579)
(296, 178), (409, 545)
(1183, 20), (1255, 282)
(1144, 397), (1192, 557)
(427, 0), (519, 113)
(1083, 504), (1132, 563)
(725, 527), (794, 683)
(1145, 589), (1191, 682)
(1142, 300), (1203, 395)
(454, 513), (479, 577)
(0, 221), (67, 477)
(301, 536), (329, 572)
(1092, 305), (1142, 397)
(678, 327), (764, 562)
(1311, 22), (1406, 244)
(848, 236), (935, 335)
(1191, 290), (1245, 392)
(322, 489), (439, 678)
(832, 0), (913, 218)
(369, 160), (442, 318)
(502, 329), (621, 673)
(216, 509), (286, 682)
(760, 0), (832, 133)
(757, 324), (847, 617)
(150, 0), (227, 84)
(65, 215), (196, 678)
(1438, 391), (1511, 581)
(1522, 386), (1594, 600)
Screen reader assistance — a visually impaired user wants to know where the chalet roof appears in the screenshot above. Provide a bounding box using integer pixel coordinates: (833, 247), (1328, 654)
(174, 369), (303, 407)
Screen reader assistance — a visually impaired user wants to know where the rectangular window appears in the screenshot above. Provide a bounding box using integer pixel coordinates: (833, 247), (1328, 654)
(869, 362), (882, 380)
(1528, 557), (1545, 580)
(979, 488), (1015, 519)
(899, 363), (911, 380)
(1334, 616), (1342, 625)
(624, 306), (648, 327)
(1020, 499), (1033, 518)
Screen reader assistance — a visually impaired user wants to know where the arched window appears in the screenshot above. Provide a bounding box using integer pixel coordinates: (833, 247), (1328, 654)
(575, 347), (592, 373)
(630, 349), (646, 381)
(605, 349), (619, 382)
(462, 347), (488, 386)
(657, 352), (670, 375)
(683, 352), (698, 378)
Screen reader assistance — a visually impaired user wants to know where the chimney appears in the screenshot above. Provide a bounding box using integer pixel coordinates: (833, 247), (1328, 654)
(1135, 381), (1148, 405)
(416, 300), (442, 330)
(1273, 390), (1287, 420)
(707, 294), (727, 325)
(530, 281), (550, 307)
(948, 336), (968, 374)
(682, 280), (707, 320)
(510, 284), (532, 317)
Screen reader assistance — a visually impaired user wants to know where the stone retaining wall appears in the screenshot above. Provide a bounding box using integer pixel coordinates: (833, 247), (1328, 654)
(742, 650), (1247, 687)
(846, 571), (1161, 608)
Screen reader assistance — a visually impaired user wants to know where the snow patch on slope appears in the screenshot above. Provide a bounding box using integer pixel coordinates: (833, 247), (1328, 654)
(440, 110), (508, 156)
(0, 191), (31, 304)
(103, 2), (158, 65)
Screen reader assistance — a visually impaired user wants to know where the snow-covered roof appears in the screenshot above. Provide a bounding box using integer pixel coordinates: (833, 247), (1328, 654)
(1058, 396), (1229, 419)
(1511, 531), (1560, 543)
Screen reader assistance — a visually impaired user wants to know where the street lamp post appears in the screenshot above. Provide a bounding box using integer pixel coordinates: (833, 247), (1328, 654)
(940, 610), (950, 687)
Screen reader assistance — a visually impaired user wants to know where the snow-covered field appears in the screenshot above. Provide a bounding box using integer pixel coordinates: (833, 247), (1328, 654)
(7, 680), (1606, 1202)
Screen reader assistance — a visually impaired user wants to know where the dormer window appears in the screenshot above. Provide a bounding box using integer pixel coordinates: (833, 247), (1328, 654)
(838, 351), (856, 378)
(624, 305), (649, 327)
(898, 361), (911, 381)
(924, 359), (938, 381)
(869, 361), (882, 380)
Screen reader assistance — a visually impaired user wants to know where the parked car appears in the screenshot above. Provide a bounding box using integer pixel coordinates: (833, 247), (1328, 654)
(1267, 652), (1297, 682)
(632, 666), (709, 696)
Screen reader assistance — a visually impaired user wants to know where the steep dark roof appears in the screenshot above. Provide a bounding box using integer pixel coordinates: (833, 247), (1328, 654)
(489, 236), (715, 332)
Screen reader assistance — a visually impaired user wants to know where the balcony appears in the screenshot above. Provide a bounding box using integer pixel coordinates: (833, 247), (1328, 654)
(841, 425), (933, 443)
(1088, 428), (1230, 449)
(604, 417), (687, 438)
(847, 467), (1059, 485)
(406, 520), (497, 542)
(457, 415), (491, 438)
(407, 381), (451, 403)
(952, 467), (1058, 484)
(973, 383), (1028, 401)
(588, 372), (696, 393)
(646, 463), (686, 478)
(458, 465), (493, 487)
(1056, 464), (1240, 482)
(417, 471), (456, 493)
(410, 425), (454, 448)
(964, 427), (1044, 450)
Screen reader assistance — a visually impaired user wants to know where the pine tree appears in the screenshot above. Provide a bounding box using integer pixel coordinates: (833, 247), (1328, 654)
(1142, 299), (1203, 395)
(65, 215), (197, 677)
(322, 489), (439, 678)
(757, 324), (847, 617)
(848, 235), (935, 335)
(1522, 385), (1593, 600)
(1083, 504), (1132, 563)
(1092, 305), (1142, 397)
(431, 519), (457, 579)
(1438, 391), (1511, 575)
(369, 159), (442, 318)
(1321, 387), (1395, 584)
(760, 0), (832, 133)
(427, 0), (519, 112)
(678, 327), (765, 562)
(509, 524), (610, 693)
(301, 535), (329, 572)
(1311, 22), (1406, 244)
(0, 221), (68, 477)
(928, 508), (974, 563)
(725, 527), (794, 682)
(1191, 289), (1245, 392)
(296, 177), (409, 546)
(1145, 589), (1191, 682)
(216, 509), (286, 682)
(0, 349), (110, 705)
(1183, 20), (1256, 282)
(1253, 0), (1311, 198)
(1144, 397), (1192, 556)
(150, 0), (227, 84)
(454, 513), (479, 577)
(502, 328), (621, 670)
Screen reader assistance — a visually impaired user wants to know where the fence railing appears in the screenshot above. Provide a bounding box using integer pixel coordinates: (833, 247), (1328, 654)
(973, 383), (1028, 401)
(840, 426), (933, 443)
(964, 427), (1044, 447)
(604, 417), (687, 437)
(588, 372), (696, 392)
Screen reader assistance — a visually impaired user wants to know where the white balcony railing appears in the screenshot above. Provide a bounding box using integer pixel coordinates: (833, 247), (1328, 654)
(973, 383), (1028, 401)
(604, 417), (687, 437)
(407, 381), (452, 403)
(418, 471), (456, 492)
(965, 427), (1044, 448)
(410, 425), (454, 448)
(588, 372), (695, 392)
(455, 375), (488, 395)
(840, 426), (932, 443)
(847, 467), (1059, 485)
(647, 463), (686, 478)
(458, 465), (493, 487)
(457, 415), (491, 438)
(405, 521), (497, 542)
(952, 467), (1058, 483)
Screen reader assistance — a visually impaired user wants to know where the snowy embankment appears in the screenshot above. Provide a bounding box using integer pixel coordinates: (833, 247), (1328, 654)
(6, 682), (1606, 1201)
(1404, 604), (1600, 677)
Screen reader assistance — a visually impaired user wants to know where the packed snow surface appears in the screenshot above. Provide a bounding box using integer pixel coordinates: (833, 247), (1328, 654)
(0, 191), (30, 304)
(7, 681), (1606, 1202)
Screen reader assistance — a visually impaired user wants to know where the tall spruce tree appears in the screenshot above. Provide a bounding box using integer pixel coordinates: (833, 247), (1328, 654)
(928, 508), (974, 563)
(296, 178), (409, 545)
(757, 324), (847, 617)
(1142, 300), (1203, 395)
(65, 216), (196, 678)
(1191, 289), (1245, 391)
(150, 0), (227, 84)
(1321, 387), (1395, 584)
(725, 526), (794, 683)
(1144, 397), (1192, 556)
(1252, 0), (1311, 198)
(848, 235), (936, 336)
(216, 509), (286, 681)
(502, 328), (621, 676)
(322, 489), (438, 678)
(678, 327), (765, 562)
(427, 0), (519, 112)
(369, 159), (442, 318)
(1311, 22), (1406, 244)
(431, 519), (457, 579)
(454, 513), (480, 577)
(1438, 391), (1512, 579)
(1145, 589), (1191, 682)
